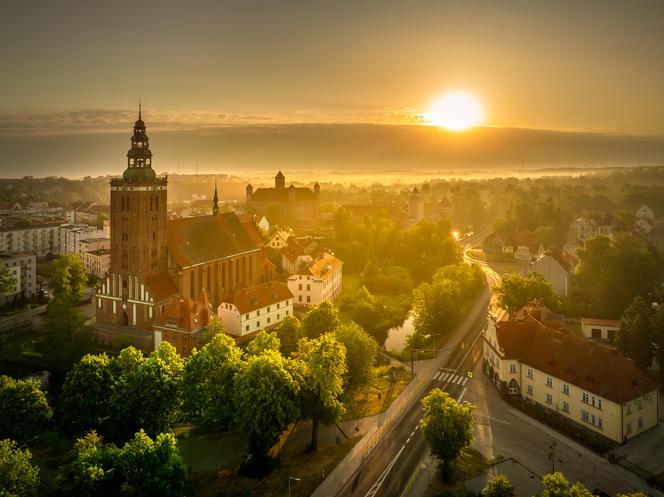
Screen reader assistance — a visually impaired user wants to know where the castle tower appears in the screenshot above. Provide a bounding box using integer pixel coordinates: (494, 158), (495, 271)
(275, 170), (285, 189)
(246, 183), (253, 203)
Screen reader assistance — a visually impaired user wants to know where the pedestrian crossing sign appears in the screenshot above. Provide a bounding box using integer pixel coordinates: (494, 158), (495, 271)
(467, 371), (473, 378)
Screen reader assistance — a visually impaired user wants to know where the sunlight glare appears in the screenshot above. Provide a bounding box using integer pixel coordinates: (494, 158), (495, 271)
(424, 91), (485, 131)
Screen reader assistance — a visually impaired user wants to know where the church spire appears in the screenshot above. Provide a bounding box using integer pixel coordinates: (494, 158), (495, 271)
(212, 179), (219, 216)
(138, 98), (142, 120)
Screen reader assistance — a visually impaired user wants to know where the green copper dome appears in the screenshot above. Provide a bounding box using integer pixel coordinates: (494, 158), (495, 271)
(123, 166), (156, 182)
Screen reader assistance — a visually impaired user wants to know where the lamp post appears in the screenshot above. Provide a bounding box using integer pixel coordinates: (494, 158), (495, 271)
(549, 440), (557, 473)
(288, 476), (300, 497)
(432, 333), (440, 358)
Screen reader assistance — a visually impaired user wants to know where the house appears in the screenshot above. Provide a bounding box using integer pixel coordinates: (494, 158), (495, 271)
(153, 292), (212, 357)
(562, 239), (582, 264)
(281, 241), (312, 275)
(581, 318), (620, 342)
(217, 281), (293, 337)
(287, 252), (343, 308)
(266, 228), (293, 250)
(82, 249), (110, 278)
(636, 204), (654, 221)
(257, 216), (270, 236)
(571, 213), (613, 241)
(530, 250), (574, 296)
(635, 217), (654, 235)
(483, 305), (660, 443)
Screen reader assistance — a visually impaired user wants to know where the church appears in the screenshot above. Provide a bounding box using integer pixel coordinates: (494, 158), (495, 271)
(95, 108), (289, 355)
(245, 171), (320, 227)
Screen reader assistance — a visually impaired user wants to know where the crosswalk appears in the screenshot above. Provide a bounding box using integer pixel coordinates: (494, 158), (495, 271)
(432, 368), (469, 387)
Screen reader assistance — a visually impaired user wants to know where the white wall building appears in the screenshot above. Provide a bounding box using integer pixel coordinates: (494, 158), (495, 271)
(581, 318), (620, 342)
(0, 253), (36, 304)
(59, 224), (107, 257)
(218, 281), (293, 337)
(0, 224), (61, 258)
(636, 204), (654, 221)
(531, 250), (573, 296)
(288, 253), (343, 308)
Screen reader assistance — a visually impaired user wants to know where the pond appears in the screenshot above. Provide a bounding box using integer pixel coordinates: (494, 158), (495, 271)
(384, 312), (415, 353)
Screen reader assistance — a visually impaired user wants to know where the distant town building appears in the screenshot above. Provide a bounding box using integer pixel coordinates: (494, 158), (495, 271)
(82, 248), (110, 278)
(571, 213), (613, 241)
(635, 217), (654, 235)
(483, 304), (659, 443)
(59, 224), (107, 257)
(257, 216), (270, 236)
(636, 204), (654, 221)
(217, 281), (293, 337)
(245, 171), (320, 227)
(0, 253), (36, 305)
(288, 252), (343, 308)
(266, 228), (293, 250)
(408, 188), (424, 221)
(0, 222), (61, 258)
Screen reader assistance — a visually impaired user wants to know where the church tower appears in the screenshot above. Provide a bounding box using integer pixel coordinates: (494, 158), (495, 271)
(98, 104), (168, 330)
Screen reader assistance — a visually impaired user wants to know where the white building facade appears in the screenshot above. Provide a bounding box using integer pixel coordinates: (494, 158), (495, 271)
(287, 253), (343, 308)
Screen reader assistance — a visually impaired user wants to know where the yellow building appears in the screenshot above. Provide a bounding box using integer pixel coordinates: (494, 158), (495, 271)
(483, 308), (660, 443)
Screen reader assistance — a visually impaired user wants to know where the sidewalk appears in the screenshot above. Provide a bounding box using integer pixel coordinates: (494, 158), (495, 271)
(310, 289), (490, 497)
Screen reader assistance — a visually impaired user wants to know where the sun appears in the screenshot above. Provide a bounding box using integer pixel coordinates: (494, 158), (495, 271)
(424, 91), (485, 131)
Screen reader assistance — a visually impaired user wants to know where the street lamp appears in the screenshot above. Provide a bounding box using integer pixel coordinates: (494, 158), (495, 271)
(432, 334), (440, 358)
(288, 476), (300, 497)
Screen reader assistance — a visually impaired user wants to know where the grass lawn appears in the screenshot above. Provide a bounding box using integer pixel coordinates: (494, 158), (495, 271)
(422, 448), (492, 497)
(186, 436), (359, 497)
(342, 365), (412, 421)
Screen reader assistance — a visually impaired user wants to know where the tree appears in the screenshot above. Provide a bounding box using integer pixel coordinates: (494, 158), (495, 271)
(60, 354), (116, 436)
(541, 472), (594, 497)
(615, 296), (653, 370)
(50, 254), (88, 302)
(652, 305), (664, 383)
(183, 333), (243, 428)
(334, 207), (353, 242)
(246, 329), (281, 356)
(495, 272), (560, 315)
(481, 474), (514, 497)
(276, 315), (303, 357)
(0, 439), (40, 497)
(298, 333), (347, 452)
(0, 376), (52, 446)
(38, 297), (96, 371)
(0, 262), (17, 297)
(420, 389), (474, 482)
(109, 343), (184, 442)
(54, 431), (122, 497)
(302, 301), (340, 338)
(196, 318), (226, 347)
(120, 430), (186, 497)
(233, 350), (301, 475)
(334, 322), (377, 387)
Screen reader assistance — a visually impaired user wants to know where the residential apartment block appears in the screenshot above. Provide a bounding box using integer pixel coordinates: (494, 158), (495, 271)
(0, 253), (37, 305)
(483, 307), (659, 443)
(0, 223), (61, 258)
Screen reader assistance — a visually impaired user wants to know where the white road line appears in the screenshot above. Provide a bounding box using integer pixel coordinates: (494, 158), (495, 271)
(455, 375), (463, 385)
(433, 371), (441, 380)
(461, 377), (468, 386)
(410, 429), (415, 437)
(406, 436), (411, 444)
(441, 372), (451, 382)
(457, 387), (468, 402)
(364, 445), (406, 497)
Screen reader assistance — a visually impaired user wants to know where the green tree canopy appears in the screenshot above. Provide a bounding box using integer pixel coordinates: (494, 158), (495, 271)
(420, 389), (474, 482)
(0, 439), (40, 497)
(297, 333), (347, 451)
(0, 376), (52, 446)
(302, 301), (340, 339)
(54, 431), (122, 497)
(183, 333), (243, 428)
(120, 430), (187, 497)
(275, 315), (303, 357)
(615, 296), (653, 370)
(246, 329), (281, 357)
(481, 474), (514, 497)
(233, 350), (301, 474)
(540, 472), (594, 497)
(334, 322), (378, 387)
(50, 253), (88, 302)
(0, 263), (17, 296)
(60, 354), (116, 437)
(495, 272), (561, 315)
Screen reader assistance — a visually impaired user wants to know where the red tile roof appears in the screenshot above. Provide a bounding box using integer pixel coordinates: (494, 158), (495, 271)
(154, 292), (211, 332)
(227, 281), (293, 314)
(304, 253), (343, 281)
(581, 318), (620, 328)
(496, 319), (658, 403)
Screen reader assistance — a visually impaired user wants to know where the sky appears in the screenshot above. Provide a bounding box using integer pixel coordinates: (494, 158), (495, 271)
(1, 0), (664, 177)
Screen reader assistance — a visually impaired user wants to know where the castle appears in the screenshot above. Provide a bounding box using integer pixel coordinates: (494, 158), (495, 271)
(95, 108), (284, 355)
(245, 171), (320, 227)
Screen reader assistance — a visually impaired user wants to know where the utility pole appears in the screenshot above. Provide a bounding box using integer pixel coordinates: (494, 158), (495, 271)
(432, 333), (440, 358)
(549, 440), (557, 473)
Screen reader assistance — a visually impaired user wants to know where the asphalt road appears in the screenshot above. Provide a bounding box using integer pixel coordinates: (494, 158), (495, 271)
(336, 297), (490, 497)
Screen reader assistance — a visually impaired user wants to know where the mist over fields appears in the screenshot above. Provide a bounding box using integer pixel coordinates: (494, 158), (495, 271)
(1, 123), (664, 179)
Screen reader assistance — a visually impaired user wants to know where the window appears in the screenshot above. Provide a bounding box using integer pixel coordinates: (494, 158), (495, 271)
(591, 328), (602, 338)
(277, 314), (280, 320)
(267, 317), (271, 324)
(307, 296), (311, 303)
(562, 385), (570, 396)
(562, 401), (570, 413)
(545, 377), (553, 388)
(527, 369), (533, 379)
(307, 284), (310, 291)
(626, 403), (632, 415)
(509, 364), (517, 373)
(245, 314), (249, 319)
(527, 385), (533, 395)
(637, 399), (643, 410)
(582, 410), (590, 422)
(299, 295), (302, 302)
(299, 284), (302, 290)
(638, 417), (644, 430)
(626, 422), (632, 434)
(546, 394), (552, 404)
(245, 325), (249, 332)
(597, 418), (603, 430)
(597, 399), (602, 410)
(256, 321), (260, 328)
(582, 392), (589, 404)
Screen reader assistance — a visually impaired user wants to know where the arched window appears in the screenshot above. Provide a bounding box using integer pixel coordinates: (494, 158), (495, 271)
(507, 379), (519, 396)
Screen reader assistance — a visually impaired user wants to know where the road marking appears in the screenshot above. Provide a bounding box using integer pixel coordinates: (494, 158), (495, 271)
(473, 411), (511, 425)
(410, 429), (415, 437)
(433, 371), (441, 380)
(455, 375), (463, 385)
(457, 387), (467, 402)
(461, 377), (468, 386)
(364, 445), (406, 497)
(406, 436), (411, 444)
(441, 372), (451, 383)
